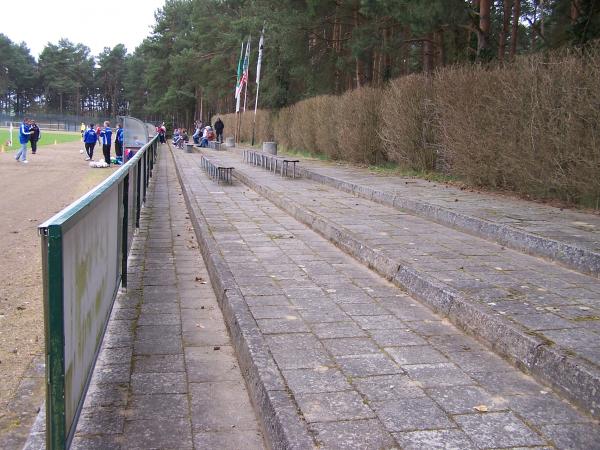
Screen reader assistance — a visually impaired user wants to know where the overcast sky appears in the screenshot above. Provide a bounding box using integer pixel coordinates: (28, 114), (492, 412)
(1, 0), (166, 58)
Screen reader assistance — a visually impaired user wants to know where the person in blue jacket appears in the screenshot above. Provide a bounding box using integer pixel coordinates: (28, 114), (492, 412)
(83, 123), (98, 161)
(100, 121), (113, 165)
(15, 118), (34, 163)
(115, 123), (124, 163)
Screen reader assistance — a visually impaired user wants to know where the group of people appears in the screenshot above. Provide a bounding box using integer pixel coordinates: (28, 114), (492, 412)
(15, 118), (41, 164)
(189, 118), (225, 148)
(168, 118), (225, 150)
(82, 121), (124, 166)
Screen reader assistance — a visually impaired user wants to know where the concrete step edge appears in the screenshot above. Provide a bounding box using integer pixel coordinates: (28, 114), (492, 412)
(299, 167), (600, 279)
(233, 168), (600, 420)
(171, 149), (316, 450)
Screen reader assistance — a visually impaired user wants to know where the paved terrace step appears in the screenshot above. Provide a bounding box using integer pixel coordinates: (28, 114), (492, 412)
(25, 145), (265, 449)
(266, 152), (600, 277)
(172, 148), (599, 449)
(204, 149), (600, 421)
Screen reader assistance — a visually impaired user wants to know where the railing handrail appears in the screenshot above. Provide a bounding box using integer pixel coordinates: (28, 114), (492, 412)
(39, 137), (157, 231)
(39, 131), (159, 449)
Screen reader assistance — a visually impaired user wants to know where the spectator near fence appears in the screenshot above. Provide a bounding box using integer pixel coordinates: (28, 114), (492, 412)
(15, 118), (34, 164)
(83, 123), (98, 161)
(158, 122), (166, 144)
(115, 123), (124, 164)
(100, 121), (113, 166)
(29, 121), (41, 154)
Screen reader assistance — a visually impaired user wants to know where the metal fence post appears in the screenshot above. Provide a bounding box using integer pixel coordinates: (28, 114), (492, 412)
(136, 161), (142, 228)
(44, 224), (66, 449)
(121, 174), (129, 289)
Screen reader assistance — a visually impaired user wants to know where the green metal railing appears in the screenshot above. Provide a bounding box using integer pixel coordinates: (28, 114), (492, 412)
(38, 135), (158, 449)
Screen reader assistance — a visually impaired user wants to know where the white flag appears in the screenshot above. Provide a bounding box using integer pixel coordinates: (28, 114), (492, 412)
(256, 28), (264, 85)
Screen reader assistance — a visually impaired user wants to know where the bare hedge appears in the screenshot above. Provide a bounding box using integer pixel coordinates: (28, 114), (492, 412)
(215, 48), (600, 207)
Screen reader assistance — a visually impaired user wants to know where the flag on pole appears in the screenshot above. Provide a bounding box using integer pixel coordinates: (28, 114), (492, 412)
(256, 28), (264, 85)
(251, 26), (265, 146)
(235, 42), (244, 112)
(241, 36), (251, 111)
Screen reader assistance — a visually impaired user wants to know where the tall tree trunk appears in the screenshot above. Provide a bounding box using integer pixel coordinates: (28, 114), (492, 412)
(423, 33), (434, 74)
(532, 0), (538, 48)
(499, 0), (512, 61)
(333, 5), (342, 93)
(571, 0), (581, 22)
(383, 26), (391, 81)
(353, 4), (362, 88)
(510, 0), (521, 59)
(478, 0), (491, 59)
(434, 29), (445, 67)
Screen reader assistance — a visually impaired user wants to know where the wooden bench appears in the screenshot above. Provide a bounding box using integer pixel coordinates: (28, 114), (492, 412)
(200, 154), (234, 184)
(242, 149), (299, 178)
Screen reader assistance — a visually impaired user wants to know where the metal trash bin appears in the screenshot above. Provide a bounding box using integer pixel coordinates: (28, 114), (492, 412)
(185, 143), (194, 153)
(263, 142), (277, 155)
(225, 137), (235, 148)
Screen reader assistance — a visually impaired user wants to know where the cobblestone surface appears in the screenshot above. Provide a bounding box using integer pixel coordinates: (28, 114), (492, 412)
(213, 149), (600, 417)
(26, 146), (265, 450)
(173, 148), (599, 449)
(293, 157), (600, 277)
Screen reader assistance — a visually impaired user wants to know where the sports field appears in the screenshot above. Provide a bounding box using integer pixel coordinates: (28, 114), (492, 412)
(0, 128), (81, 151)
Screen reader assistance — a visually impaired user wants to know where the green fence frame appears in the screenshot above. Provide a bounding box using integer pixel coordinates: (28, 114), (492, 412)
(39, 135), (159, 449)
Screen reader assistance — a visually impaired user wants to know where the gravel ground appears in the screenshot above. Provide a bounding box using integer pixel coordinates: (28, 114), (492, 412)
(0, 141), (117, 444)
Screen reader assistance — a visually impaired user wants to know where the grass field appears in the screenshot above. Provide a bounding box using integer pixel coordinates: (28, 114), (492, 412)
(0, 128), (81, 151)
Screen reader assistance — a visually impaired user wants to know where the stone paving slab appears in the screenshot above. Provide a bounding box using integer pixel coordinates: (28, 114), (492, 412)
(209, 148), (600, 419)
(24, 145), (265, 450)
(172, 148), (600, 449)
(269, 151), (600, 277)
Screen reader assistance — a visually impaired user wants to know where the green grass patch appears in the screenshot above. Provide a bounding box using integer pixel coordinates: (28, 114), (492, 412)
(0, 128), (81, 151)
(367, 162), (458, 182)
(278, 146), (329, 161)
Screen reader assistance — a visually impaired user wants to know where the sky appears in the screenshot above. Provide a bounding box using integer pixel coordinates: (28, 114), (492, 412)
(1, 0), (166, 58)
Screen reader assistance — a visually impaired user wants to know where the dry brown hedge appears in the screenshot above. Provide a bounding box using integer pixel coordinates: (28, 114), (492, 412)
(215, 48), (600, 207)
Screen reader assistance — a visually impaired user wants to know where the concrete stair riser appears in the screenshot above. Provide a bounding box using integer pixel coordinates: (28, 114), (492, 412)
(233, 169), (600, 419)
(298, 168), (600, 278)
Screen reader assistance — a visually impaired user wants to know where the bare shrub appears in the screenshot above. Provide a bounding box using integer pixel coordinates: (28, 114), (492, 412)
(435, 47), (600, 206)
(379, 75), (437, 171)
(336, 87), (384, 164)
(273, 107), (293, 149)
(311, 95), (339, 157)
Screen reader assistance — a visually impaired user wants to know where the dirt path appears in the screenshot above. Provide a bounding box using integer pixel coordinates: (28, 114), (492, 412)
(0, 141), (117, 441)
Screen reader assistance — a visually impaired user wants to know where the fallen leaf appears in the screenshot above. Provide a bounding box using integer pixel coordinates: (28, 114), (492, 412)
(473, 405), (488, 412)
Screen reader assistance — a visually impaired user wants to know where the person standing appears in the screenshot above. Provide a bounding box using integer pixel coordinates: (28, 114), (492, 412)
(100, 121), (113, 165)
(158, 122), (166, 144)
(214, 117), (224, 143)
(115, 123), (124, 163)
(80, 122), (86, 140)
(29, 121), (41, 154)
(15, 118), (33, 163)
(83, 123), (98, 161)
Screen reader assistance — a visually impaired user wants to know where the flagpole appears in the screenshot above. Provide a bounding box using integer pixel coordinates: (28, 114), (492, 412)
(243, 36), (251, 113)
(234, 41), (244, 144)
(251, 27), (265, 146)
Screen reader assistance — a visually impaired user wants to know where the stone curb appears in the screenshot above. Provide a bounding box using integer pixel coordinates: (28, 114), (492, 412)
(232, 168), (600, 420)
(171, 149), (316, 450)
(297, 167), (600, 278)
